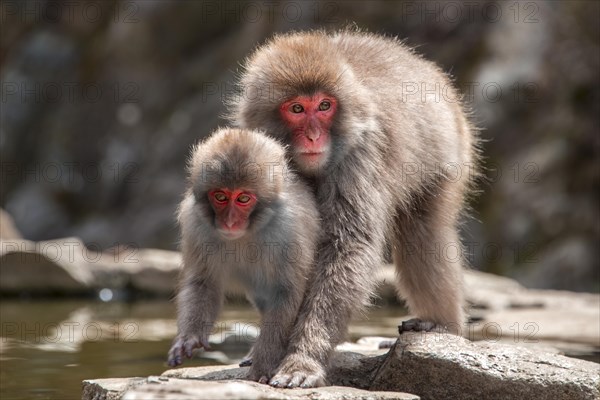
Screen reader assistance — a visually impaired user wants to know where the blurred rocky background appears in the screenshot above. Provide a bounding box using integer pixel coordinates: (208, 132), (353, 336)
(1, 0), (599, 292)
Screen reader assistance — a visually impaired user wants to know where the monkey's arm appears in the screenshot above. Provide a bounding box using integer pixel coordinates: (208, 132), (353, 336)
(270, 176), (388, 388)
(167, 266), (223, 367)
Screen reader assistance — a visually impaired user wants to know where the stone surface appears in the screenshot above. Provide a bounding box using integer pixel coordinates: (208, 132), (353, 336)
(120, 378), (418, 400)
(371, 332), (600, 400)
(160, 351), (386, 390)
(0, 238), (96, 293)
(464, 268), (600, 311)
(82, 377), (146, 400)
(127, 248), (180, 294)
(82, 333), (599, 400)
(161, 364), (247, 381)
(0, 238), (180, 294)
(464, 268), (600, 357)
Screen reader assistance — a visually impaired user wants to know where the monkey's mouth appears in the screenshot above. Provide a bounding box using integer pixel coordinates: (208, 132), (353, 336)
(299, 152), (324, 158)
(217, 229), (246, 240)
(295, 150), (329, 173)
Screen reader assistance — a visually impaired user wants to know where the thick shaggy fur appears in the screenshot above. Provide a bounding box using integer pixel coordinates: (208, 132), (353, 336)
(228, 30), (477, 388)
(168, 128), (320, 382)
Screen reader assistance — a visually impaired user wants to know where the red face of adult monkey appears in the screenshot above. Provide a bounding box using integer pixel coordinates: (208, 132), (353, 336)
(278, 93), (337, 174)
(229, 30), (477, 389)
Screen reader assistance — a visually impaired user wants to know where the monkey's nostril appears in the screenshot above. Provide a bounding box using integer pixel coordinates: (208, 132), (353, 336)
(306, 133), (320, 142)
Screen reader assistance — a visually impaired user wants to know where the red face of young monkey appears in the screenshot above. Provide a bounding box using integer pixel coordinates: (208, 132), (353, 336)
(208, 188), (257, 240)
(279, 93), (337, 174)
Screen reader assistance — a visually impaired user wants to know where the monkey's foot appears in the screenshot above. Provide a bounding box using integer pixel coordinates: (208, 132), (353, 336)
(269, 354), (326, 388)
(398, 318), (441, 334)
(239, 358), (253, 367)
(247, 372), (269, 384)
(167, 334), (211, 367)
(247, 364), (272, 385)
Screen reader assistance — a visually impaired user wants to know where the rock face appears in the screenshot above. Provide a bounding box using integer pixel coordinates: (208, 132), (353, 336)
(0, 238), (180, 295)
(372, 333), (600, 400)
(82, 377), (147, 400)
(120, 379), (418, 400)
(0, 238), (96, 293)
(82, 333), (600, 400)
(463, 269), (600, 359)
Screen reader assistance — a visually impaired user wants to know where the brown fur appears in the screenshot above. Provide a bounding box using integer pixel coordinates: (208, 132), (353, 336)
(228, 29), (478, 387)
(167, 128), (320, 383)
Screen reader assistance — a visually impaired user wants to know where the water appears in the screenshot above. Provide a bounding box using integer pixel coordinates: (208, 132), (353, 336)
(0, 299), (404, 400)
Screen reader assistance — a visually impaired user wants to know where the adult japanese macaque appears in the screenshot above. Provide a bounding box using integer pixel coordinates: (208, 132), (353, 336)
(229, 30), (477, 388)
(167, 128), (319, 383)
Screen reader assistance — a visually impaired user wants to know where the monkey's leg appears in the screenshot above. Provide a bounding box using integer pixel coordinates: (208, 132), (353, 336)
(270, 197), (387, 388)
(248, 294), (303, 384)
(269, 250), (381, 388)
(392, 186), (465, 335)
(167, 274), (223, 367)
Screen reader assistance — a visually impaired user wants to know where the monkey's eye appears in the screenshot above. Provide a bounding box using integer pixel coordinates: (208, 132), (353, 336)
(236, 194), (251, 204)
(318, 101), (331, 111)
(213, 192), (228, 203)
(290, 104), (304, 113)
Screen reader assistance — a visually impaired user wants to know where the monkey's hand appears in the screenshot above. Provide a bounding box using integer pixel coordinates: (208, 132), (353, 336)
(167, 334), (211, 367)
(269, 353), (327, 388)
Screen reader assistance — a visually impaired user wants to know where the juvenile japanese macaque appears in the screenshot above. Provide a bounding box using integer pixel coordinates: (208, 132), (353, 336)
(229, 29), (477, 387)
(167, 128), (319, 383)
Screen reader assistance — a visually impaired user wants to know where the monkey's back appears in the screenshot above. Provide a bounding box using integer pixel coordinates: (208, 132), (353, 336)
(330, 31), (477, 200)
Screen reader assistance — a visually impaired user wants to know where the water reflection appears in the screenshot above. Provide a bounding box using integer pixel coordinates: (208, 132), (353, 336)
(0, 300), (404, 400)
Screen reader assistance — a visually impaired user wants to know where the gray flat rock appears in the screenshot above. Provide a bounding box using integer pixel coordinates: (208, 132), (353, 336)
(371, 332), (600, 400)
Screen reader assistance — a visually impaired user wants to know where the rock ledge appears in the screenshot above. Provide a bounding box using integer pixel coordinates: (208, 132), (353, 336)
(82, 333), (599, 400)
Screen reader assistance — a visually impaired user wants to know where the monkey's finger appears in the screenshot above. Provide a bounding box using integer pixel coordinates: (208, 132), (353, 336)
(258, 376), (269, 384)
(300, 374), (324, 388)
(167, 346), (183, 367)
(269, 374), (292, 388)
(199, 337), (212, 351)
(167, 356), (181, 367)
(286, 373), (305, 388)
(184, 340), (198, 358)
